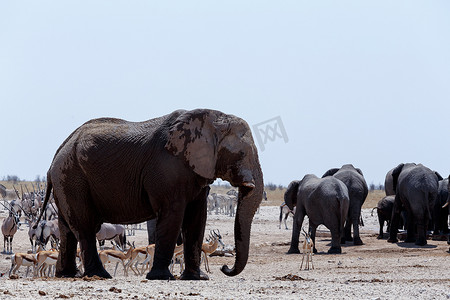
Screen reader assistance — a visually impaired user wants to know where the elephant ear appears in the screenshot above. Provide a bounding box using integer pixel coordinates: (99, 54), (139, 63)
(435, 171), (443, 181)
(355, 168), (364, 177)
(322, 168), (339, 178)
(165, 110), (220, 179)
(391, 163), (405, 192)
(284, 180), (300, 210)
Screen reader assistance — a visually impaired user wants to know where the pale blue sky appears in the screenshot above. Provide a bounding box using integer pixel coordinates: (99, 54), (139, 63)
(1, 1), (449, 186)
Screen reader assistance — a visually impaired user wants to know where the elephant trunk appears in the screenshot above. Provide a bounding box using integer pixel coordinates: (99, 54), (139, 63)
(221, 166), (263, 277)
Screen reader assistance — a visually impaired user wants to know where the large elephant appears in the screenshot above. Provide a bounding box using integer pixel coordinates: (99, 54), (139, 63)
(285, 174), (349, 254)
(322, 164), (368, 245)
(388, 163), (440, 246)
(34, 109), (263, 280)
(433, 177), (449, 235)
(384, 168), (395, 196)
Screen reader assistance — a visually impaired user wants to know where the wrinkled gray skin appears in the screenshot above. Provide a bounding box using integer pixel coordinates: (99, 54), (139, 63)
(322, 164), (368, 245)
(285, 175), (349, 254)
(34, 109), (263, 280)
(433, 178), (449, 235)
(388, 163), (440, 246)
(384, 168), (395, 196)
(386, 165), (445, 235)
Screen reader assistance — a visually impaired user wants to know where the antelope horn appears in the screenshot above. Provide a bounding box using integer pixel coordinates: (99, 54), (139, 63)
(0, 201), (17, 216)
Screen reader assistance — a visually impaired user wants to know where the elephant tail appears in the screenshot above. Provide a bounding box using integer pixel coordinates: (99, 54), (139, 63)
(371, 207), (377, 217)
(424, 192), (433, 222)
(337, 192), (350, 236)
(33, 175), (53, 229)
(279, 204), (284, 223)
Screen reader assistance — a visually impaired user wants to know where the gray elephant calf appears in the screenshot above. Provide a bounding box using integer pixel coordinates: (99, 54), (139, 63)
(285, 174), (350, 254)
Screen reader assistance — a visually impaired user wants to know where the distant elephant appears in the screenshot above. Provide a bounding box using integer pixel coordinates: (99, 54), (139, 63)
(34, 109), (263, 280)
(388, 163), (440, 246)
(374, 195), (407, 239)
(285, 174), (349, 254)
(384, 168), (395, 196)
(375, 195), (395, 239)
(433, 177), (449, 235)
(322, 164), (368, 245)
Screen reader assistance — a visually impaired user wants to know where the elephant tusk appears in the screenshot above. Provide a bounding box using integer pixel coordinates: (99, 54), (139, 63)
(442, 202), (449, 208)
(242, 182), (255, 188)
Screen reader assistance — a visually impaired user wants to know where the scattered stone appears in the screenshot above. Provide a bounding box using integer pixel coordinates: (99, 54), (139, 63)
(39, 290), (46, 296)
(274, 274), (306, 281)
(109, 287), (122, 293)
(83, 275), (105, 281)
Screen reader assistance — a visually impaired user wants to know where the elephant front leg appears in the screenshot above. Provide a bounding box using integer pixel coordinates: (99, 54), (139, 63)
(180, 187), (209, 280)
(388, 197), (401, 243)
(80, 233), (111, 279)
(147, 206), (185, 280)
(287, 210), (304, 254)
(55, 216), (79, 278)
(405, 211), (416, 243)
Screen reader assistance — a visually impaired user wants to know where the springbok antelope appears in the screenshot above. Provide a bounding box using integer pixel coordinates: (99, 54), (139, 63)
(98, 243), (134, 277)
(300, 228), (314, 270)
(9, 252), (38, 277)
(35, 249), (59, 277)
(169, 243), (184, 275)
(126, 243), (150, 276)
(201, 230), (224, 273)
(76, 248), (84, 274)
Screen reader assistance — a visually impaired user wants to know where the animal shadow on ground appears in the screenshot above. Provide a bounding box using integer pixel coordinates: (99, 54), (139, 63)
(395, 242), (437, 249)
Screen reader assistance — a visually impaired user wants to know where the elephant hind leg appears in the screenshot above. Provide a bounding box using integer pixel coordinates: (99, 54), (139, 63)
(55, 215), (80, 278)
(180, 187), (209, 281)
(287, 210), (305, 254)
(377, 214), (384, 239)
(79, 232), (111, 278)
(147, 198), (185, 280)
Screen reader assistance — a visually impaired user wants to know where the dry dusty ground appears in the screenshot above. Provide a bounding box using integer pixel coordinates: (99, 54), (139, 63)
(0, 207), (449, 300)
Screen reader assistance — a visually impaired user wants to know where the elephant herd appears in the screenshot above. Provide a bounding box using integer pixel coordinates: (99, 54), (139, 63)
(285, 162), (449, 255)
(29, 108), (449, 281)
